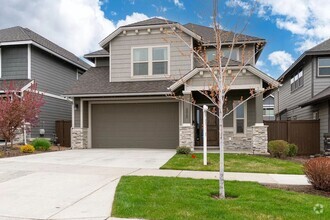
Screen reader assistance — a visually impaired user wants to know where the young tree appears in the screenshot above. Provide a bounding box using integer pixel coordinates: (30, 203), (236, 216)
(0, 82), (44, 150)
(164, 0), (278, 199)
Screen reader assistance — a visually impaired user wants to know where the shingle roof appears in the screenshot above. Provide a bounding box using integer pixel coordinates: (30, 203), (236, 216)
(300, 86), (330, 107)
(122, 18), (177, 28)
(84, 49), (108, 57)
(0, 79), (33, 91)
(0, 26), (90, 69)
(64, 67), (174, 96)
(196, 57), (242, 68)
(184, 23), (264, 44)
(308, 38), (330, 52)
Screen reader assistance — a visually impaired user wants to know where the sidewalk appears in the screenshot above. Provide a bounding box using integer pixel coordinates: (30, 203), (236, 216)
(128, 169), (310, 185)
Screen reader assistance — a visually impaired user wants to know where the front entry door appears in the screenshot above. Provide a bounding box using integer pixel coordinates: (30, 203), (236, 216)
(195, 107), (219, 146)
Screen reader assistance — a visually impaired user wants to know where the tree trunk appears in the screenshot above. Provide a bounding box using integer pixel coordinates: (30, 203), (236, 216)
(219, 102), (225, 199)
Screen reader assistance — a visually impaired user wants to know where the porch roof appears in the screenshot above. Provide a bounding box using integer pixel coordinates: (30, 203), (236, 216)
(0, 79), (34, 92)
(169, 66), (279, 91)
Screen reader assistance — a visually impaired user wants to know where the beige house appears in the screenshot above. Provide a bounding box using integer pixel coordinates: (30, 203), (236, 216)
(65, 18), (278, 154)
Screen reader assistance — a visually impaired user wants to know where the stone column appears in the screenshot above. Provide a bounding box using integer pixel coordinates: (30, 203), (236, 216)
(255, 93), (264, 125)
(179, 91), (195, 149)
(252, 125), (268, 154)
(71, 128), (88, 149)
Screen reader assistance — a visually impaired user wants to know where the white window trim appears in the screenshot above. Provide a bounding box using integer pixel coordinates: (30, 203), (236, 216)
(233, 101), (247, 135)
(27, 44), (31, 79)
(131, 45), (170, 78)
(318, 57), (330, 77)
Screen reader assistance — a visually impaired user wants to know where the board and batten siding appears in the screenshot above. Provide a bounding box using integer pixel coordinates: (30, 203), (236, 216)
(312, 57), (330, 96)
(1, 45), (28, 79)
(110, 30), (192, 82)
(31, 96), (71, 138)
(31, 45), (79, 95)
(277, 60), (313, 120)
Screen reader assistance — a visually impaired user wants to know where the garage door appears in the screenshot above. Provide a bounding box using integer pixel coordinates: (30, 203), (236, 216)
(92, 102), (179, 148)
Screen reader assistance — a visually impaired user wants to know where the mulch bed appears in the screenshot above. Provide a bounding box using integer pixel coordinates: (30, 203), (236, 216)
(0, 145), (69, 158)
(263, 184), (330, 198)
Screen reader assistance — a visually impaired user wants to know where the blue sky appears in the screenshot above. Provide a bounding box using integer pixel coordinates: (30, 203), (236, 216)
(1, 0), (329, 79)
(100, 0), (330, 78)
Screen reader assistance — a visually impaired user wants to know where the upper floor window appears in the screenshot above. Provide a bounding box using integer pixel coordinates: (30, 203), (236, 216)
(290, 69), (303, 91)
(206, 48), (239, 62)
(318, 57), (330, 76)
(132, 46), (168, 76)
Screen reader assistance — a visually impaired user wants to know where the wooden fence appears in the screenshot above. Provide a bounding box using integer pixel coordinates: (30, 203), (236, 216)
(264, 120), (320, 155)
(55, 120), (71, 147)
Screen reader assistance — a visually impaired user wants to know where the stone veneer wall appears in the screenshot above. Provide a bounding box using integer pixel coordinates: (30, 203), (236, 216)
(251, 125), (268, 154)
(222, 126), (268, 154)
(71, 128), (88, 149)
(224, 128), (253, 152)
(179, 125), (194, 148)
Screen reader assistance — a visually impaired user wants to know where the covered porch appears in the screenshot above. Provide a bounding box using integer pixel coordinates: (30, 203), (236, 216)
(172, 67), (278, 154)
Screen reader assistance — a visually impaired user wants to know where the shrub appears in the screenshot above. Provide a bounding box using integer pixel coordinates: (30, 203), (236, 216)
(30, 138), (51, 151)
(20, 144), (35, 153)
(287, 143), (298, 157)
(268, 140), (289, 158)
(304, 157), (330, 191)
(176, 146), (191, 155)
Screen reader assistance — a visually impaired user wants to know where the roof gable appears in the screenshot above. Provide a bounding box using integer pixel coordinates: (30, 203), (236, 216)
(0, 26), (90, 70)
(184, 23), (265, 44)
(122, 18), (177, 27)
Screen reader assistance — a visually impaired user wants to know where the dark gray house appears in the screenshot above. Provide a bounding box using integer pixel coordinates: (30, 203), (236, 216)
(0, 26), (89, 140)
(65, 18), (278, 154)
(275, 38), (330, 151)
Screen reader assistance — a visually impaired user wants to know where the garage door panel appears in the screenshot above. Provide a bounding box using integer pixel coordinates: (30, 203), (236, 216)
(92, 102), (179, 148)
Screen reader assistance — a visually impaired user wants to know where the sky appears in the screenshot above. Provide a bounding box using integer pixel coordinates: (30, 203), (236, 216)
(1, 0), (330, 79)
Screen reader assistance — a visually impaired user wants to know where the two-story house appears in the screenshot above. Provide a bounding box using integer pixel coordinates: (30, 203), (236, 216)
(275, 38), (330, 151)
(0, 26), (89, 141)
(65, 18), (278, 154)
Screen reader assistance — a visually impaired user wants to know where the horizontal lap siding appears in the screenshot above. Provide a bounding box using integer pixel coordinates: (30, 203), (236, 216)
(111, 31), (192, 82)
(278, 60), (313, 119)
(30, 46), (82, 138)
(1, 45), (28, 79)
(96, 57), (109, 67)
(31, 46), (79, 95)
(31, 96), (71, 138)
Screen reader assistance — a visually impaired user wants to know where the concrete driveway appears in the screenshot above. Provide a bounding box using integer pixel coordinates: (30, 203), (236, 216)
(0, 149), (175, 220)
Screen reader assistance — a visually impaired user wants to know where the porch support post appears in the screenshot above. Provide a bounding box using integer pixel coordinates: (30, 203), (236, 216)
(252, 92), (268, 154)
(182, 91), (192, 124)
(179, 91), (195, 149)
(255, 93), (264, 126)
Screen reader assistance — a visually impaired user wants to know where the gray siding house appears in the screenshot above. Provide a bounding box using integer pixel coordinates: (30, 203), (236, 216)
(65, 18), (278, 153)
(275, 38), (330, 150)
(0, 26), (89, 140)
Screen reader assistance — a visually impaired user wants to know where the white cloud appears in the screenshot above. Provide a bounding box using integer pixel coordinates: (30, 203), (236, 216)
(152, 4), (168, 13)
(227, 0), (330, 52)
(110, 11), (117, 16)
(0, 0), (149, 56)
(173, 0), (185, 10)
(268, 51), (294, 71)
(225, 0), (252, 15)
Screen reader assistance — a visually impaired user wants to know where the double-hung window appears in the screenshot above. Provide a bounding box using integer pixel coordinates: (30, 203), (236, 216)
(132, 46), (169, 76)
(233, 101), (245, 134)
(318, 57), (330, 76)
(290, 69), (303, 91)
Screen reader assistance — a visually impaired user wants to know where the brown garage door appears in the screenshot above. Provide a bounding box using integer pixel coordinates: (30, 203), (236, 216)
(92, 102), (179, 148)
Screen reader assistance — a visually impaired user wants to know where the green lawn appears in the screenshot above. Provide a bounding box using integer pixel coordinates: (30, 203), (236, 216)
(161, 153), (304, 174)
(112, 176), (329, 220)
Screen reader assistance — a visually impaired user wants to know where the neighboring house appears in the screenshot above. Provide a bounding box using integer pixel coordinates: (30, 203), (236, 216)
(263, 94), (275, 121)
(275, 38), (330, 151)
(0, 26), (89, 141)
(65, 18), (278, 154)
